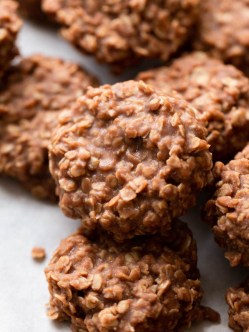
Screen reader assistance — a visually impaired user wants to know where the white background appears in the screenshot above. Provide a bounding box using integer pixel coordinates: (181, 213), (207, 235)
(0, 20), (247, 332)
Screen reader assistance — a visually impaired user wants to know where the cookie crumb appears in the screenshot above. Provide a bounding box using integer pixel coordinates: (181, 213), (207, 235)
(32, 247), (46, 261)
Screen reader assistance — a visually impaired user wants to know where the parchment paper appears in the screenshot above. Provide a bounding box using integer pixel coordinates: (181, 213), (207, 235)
(0, 20), (248, 332)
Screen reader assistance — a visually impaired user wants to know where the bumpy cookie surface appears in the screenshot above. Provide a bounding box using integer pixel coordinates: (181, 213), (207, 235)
(45, 220), (219, 332)
(195, 0), (249, 69)
(0, 111), (58, 200)
(227, 279), (249, 332)
(0, 54), (98, 123)
(50, 80), (212, 240)
(0, 0), (22, 77)
(137, 52), (249, 161)
(204, 143), (249, 267)
(42, 0), (199, 69)
(0, 55), (98, 200)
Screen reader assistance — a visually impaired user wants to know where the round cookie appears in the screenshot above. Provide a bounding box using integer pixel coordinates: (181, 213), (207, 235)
(0, 55), (98, 200)
(0, 0), (22, 78)
(204, 143), (249, 267)
(0, 54), (98, 123)
(227, 279), (249, 332)
(0, 111), (58, 200)
(45, 220), (219, 332)
(194, 0), (249, 69)
(137, 52), (249, 161)
(49, 80), (212, 240)
(42, 0), (200, 70)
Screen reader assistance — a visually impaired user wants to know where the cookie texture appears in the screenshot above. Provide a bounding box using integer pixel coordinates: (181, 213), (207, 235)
(17, 0), (44, 19)
(0, 54), (98, 123)
(194, 0), (249, 69)
(137, 52), (249, 161)
(49, 80), (212, 240)
(0, 111), (58, 200)
(204, 143), (249, 267)
(227, 279), (249, 332)
(42, 0), (200, 69)
(0, 0), (22, 77)
(0, 55), (98, 200)
(45, 220), (219, 332)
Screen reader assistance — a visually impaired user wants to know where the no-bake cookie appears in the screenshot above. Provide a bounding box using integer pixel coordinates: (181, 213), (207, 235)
(227, 279), (249, 332)
(194, 0), (249, 69)
(0, 54), (98, 123)
(42, 0), (200, 70)
(0, 55), (98, 200)
(49, 80), (212, 240)
(137, 52), (249, 161)
(45, 220), (219, 332)
(0, 111), (59, 200)
(204, 143), (249, 267)
(0, 0), (22, 78)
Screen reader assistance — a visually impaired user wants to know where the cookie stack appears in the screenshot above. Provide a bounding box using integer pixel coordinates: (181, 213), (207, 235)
(46, 79), (219, 331)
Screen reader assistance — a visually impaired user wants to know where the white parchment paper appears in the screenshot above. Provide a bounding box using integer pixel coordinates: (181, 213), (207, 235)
(0, 20), (248, 332)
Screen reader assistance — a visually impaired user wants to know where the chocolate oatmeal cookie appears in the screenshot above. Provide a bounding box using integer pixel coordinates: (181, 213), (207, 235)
(194, 0), (249, 69)
(0, 54), (98, 123)
(227, 279), (249, 332)
(49, 80), (212, 240)
(0, 0), (22, 78)
(204, 143), (249, 267)
(45, 220), (219, 332)
(0, 55), (98, 200)
(0, 111), (58, 200)
(42, 0), (199, 69)
(137, 52), (249, 161)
